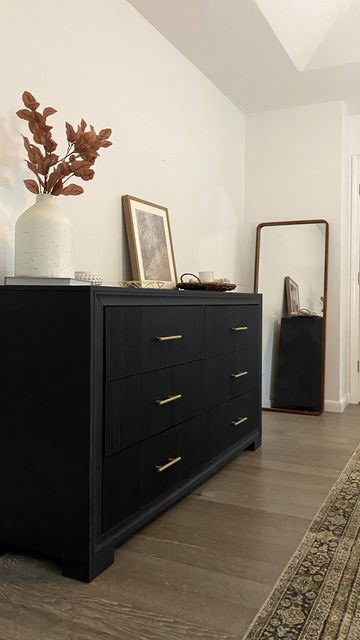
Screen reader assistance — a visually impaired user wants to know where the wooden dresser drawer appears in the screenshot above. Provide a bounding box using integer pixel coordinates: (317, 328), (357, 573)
(205, 394), (257, 456)
(103, 416), (205, 532)
(104, 360), (204, 455)
(205, 350), (254, 409)
(105, 306), (203, 380)
(205, 305), (258, 357)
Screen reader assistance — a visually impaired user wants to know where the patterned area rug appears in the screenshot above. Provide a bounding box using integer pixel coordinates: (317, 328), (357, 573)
(242, 445), (360, 640)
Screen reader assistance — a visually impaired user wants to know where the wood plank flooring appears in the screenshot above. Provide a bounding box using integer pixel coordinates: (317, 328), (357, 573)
(0, 406), (359, 640)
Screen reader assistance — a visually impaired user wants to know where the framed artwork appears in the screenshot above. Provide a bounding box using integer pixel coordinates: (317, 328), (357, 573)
(285, 276), (300, 316)
(122, 195), (177, 288)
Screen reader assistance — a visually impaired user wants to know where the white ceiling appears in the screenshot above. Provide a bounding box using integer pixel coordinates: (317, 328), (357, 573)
(254, 0), (352, 71)
(127, 0), (360, 113)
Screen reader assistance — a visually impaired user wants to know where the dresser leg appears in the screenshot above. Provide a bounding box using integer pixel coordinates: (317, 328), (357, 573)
(62, 546), (115, 582)
(247, 436), (262, 451)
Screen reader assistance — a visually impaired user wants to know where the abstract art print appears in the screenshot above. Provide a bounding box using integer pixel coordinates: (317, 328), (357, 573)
(285, 275), (300, 316)
(122, 195), (177, 288)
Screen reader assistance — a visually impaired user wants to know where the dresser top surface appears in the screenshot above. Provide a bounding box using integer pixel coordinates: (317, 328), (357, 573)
(0, 285), (261, 301)
(0, 286), (261, 306)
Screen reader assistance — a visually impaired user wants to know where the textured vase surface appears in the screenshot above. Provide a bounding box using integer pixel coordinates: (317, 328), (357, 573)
(15, 194), (74, 278)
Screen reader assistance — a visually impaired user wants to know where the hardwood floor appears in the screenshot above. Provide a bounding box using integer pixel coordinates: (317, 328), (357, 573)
(0, 406), (359, 640)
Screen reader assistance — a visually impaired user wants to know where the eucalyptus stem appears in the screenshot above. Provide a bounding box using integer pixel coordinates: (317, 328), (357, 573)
(17, 90), (112, 196)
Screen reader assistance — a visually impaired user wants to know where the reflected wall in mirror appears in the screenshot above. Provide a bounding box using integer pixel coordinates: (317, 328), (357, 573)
(254, 220), (329, 415)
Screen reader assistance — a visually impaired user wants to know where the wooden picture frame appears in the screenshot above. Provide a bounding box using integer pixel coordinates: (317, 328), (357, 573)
(285, 276), (300, 316)
(122, 195), (177, 289)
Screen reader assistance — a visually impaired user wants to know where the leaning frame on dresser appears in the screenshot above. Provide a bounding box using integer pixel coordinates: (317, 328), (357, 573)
(0, 287), (262, 581)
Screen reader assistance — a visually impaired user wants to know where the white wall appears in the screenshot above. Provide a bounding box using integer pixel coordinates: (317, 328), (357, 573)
(0, 0), (245, 285)
(340, 104), (351, 407)
(245, 102), (346, 409)
(0, 2), (353, 411)
(347, 112), (360, 403)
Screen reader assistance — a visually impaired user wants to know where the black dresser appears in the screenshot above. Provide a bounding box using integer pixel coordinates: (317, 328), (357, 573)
(272, 316), (323, 412)
(0, 287), (262, 581)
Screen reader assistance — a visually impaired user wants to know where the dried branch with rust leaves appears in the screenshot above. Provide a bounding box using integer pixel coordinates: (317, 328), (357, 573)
(16, 91), (112, 196)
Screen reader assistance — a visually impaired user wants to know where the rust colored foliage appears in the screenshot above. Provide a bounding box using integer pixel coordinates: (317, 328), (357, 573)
(17, 91), (112, 196)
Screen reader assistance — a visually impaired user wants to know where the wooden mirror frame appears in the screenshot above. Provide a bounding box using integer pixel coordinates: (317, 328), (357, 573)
(254, 219), (329, 415)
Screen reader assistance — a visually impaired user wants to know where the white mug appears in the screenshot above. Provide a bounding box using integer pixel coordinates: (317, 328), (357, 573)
(199, 271), (214, 282)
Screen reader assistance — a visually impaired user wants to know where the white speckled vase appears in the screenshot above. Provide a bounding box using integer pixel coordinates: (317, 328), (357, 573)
(15, 194), (74, 278)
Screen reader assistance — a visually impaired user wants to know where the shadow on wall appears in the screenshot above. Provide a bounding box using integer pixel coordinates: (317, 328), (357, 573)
(243, 224), (256, 293)
(0, 113), (26, 283)
(121, 212), (131, 281)
(195, 186), (243, 285)
(0, 219), (14, 284)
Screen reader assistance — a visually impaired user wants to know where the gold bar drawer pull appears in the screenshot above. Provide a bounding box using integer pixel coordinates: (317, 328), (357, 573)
(156, 334), (183, 342)
(231, 326), (248, 332)
(156, 456), (182, 473)
(231, 417), (248, 427)
(156, 393), (182, 406)
(231, 371), (248, 379)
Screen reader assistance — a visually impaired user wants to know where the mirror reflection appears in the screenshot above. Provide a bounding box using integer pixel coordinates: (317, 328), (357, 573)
(254, 221), (328, 414)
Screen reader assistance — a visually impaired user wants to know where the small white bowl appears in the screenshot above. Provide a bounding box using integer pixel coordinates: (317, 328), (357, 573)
(75, 271), (103, 285)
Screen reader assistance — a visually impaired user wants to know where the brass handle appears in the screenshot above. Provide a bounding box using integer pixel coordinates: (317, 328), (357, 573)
(156, 456), (182, 473)
(231, 417), (248, 427)
(231, 326), (248, 332)
(231, 371), (248, 379)
(156, 334), (183, 342)
(156, 393), (182, 406)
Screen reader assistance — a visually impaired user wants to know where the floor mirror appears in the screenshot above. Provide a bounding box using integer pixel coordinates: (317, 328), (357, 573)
(254, 220), (329, 415)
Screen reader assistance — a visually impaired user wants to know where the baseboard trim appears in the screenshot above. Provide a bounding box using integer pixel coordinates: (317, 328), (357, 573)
(325, 394), (350, 413)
